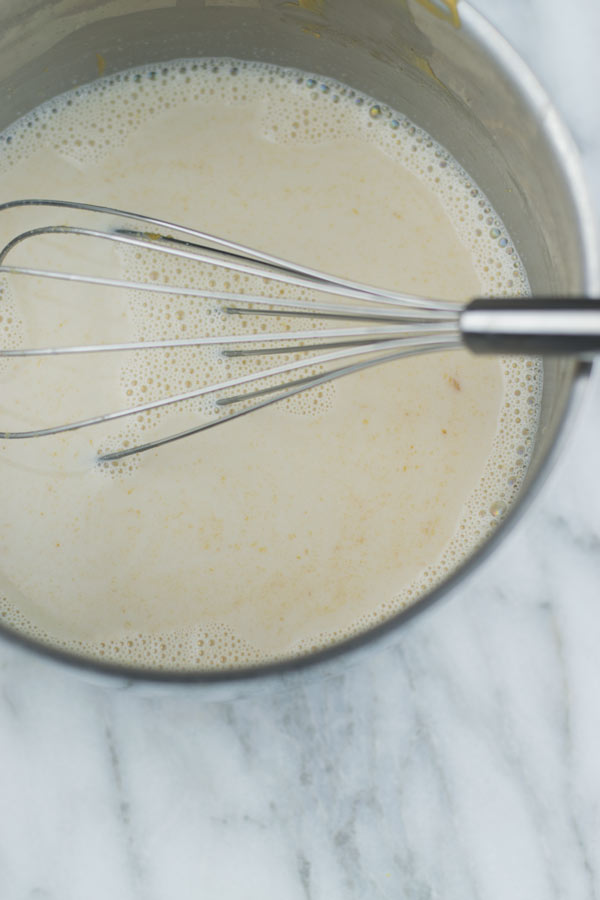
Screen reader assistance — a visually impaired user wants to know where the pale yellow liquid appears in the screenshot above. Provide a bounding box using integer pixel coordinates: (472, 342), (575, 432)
(0, 61), (538, 669)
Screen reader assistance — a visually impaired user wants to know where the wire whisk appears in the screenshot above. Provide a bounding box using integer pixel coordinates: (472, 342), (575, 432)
(0, 199), (598, 461)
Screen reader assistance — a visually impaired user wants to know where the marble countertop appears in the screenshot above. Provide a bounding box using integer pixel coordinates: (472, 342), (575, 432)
(2, 1), (600, 897)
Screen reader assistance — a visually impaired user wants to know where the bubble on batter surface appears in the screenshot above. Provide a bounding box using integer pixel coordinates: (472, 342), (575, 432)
(0, 596), (268, 670)
(0, 278), (25, 376)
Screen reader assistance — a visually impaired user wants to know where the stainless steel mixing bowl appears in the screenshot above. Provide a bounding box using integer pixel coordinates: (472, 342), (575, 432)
(0, 0), (597, 694)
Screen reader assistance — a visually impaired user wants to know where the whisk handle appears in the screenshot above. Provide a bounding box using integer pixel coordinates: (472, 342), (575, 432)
(461, 297), (600, 356)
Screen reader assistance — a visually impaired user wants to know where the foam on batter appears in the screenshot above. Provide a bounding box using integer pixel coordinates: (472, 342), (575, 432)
(0, 60), (540, 671)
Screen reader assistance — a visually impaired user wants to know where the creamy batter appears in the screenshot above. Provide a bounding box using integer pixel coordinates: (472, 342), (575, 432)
(0, 60), (540, 670)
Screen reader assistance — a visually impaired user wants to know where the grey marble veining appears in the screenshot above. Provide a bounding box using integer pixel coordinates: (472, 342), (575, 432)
(1, 1), (600, 898)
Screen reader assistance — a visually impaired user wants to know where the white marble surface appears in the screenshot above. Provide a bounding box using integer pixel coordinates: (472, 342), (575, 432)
(2, 1), (600, 897)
